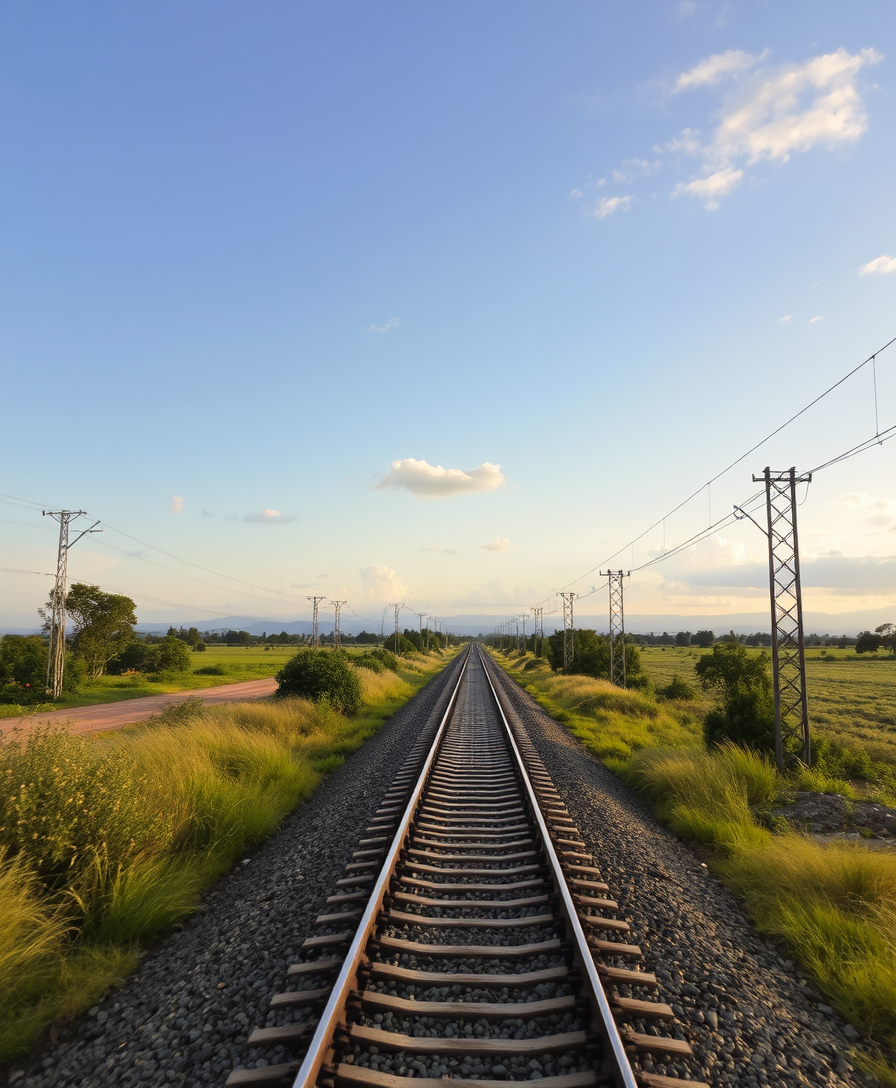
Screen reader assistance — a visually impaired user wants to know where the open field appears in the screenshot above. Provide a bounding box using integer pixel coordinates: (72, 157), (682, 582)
(639, 645), (896, 766)
(0, 651), (453, 1062)
(0, 645), (385, 719)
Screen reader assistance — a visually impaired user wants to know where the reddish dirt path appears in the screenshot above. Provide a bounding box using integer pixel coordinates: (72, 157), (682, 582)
(0, 678), (278, 741)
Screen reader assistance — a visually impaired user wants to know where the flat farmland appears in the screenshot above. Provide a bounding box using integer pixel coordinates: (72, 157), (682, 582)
(0, 644), (375, 718)
(640, 645), (896, 765)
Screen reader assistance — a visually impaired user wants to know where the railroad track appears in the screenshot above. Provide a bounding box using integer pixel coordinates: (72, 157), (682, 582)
(226, 645), (707, 1088)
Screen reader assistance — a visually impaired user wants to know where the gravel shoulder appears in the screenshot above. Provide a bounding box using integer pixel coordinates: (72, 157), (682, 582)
(8, 656), (464, 1088)
(488, 662), (872, 1088)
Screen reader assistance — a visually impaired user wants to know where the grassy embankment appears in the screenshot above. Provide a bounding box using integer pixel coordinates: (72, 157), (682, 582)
(495, 651), (896, 1085)
(0, 650), (452, 1064)
(0, 645), (326, 719)
(640, 644), (896, 766)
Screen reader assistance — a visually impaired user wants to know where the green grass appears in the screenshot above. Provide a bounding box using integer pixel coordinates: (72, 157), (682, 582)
(0, 645), (429, 718)
(494, 649), (896, 1077)
(639, 645), (896, 766)
(0, 650), (452, 1063)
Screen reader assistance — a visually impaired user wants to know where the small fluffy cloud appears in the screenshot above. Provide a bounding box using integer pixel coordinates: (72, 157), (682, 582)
(590, 195), (632, 219)
(374, 458), (505, 499)
(243, 509), (297, 524)
(860, 255), (896, 275)
(809, 316), (823, 324)
(479, 538), (511, 552)
(169, 495), (183, 514)
(358, 564), (409, 603)
(366, 317), (399, 333)
(778, 315), (792, 323)
(672, 166), (743, 209)
(673, 48), (766, 92)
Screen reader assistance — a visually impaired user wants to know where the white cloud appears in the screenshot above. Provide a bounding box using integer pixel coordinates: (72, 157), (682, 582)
(671, 47), (881, 208)
(860, 255), (896, 275)
(674, 49), (766, 93)
(169, 495), (183, 514)
(569, 189), (584, 199)
(243, 509), (297, 524)
(374, 458), (505, 499)
(778, 314), (792, 323)
(672, 166), (743, 209)
(664, 128), (703, 155)
(705, 47), (882, 167)
(366, 317), (399, 333)
(358, 565), (409, 603)
(479, 538), (511, 552)
(590, 195), (633, 219)
(809, 316), (823, 323)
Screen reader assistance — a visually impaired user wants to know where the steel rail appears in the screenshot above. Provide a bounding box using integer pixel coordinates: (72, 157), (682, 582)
(476, 645), (639, 1088)
(290, 645), (473, 1088)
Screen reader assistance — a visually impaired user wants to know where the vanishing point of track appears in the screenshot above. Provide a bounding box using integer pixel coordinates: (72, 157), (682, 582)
(226, 646), (707, 1088)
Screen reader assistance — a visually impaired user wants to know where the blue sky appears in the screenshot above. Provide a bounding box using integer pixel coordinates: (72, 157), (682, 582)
(2, 0), (895, 630)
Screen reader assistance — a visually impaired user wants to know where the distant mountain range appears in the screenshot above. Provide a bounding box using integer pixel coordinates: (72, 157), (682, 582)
(4, 607), (892, 639)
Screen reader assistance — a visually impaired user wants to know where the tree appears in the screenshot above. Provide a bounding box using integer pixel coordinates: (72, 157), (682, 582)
(674, 631), (691, 647)
(695, 642), (776, 754)
(694, 641), (769, 697)
(0, 635), (53, 703)
(545, 629), (645, 686)
(62, 584), (138, 680)
(275, 649), (361, 713)
(693, 630), (715, 648)
(874, 624), (896, 655)
(151, 635), (192, 674)
(856, 631), (882, 654)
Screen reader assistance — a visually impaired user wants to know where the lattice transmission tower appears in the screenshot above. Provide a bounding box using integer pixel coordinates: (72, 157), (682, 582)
(42, 510), (101, 698)
(560, 592), (576, 669)
(307, 596), (326, 648)
(752, 467), (813, 769)
(331, 600), (346, 650)
(600, 570), (628, 688)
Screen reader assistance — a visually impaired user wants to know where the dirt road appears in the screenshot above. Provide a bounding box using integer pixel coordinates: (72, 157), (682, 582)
(0, 678), (279, 741)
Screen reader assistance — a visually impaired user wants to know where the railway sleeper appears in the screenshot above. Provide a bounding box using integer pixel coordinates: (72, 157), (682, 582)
(332, 1065), (600, 1088)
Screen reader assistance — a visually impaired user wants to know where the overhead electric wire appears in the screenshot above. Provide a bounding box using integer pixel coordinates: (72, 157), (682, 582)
(533, 334), (896, 607)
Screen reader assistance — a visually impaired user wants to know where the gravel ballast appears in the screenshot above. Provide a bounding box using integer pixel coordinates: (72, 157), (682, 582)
(488, 661), (873, 1088)
(9, 656), (464, 1088)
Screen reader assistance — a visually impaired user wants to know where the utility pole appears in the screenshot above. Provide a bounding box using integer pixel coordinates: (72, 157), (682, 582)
(307, 596), (326, 648)
(330, 600), (346, 650)
(600, 571), (628, 688)
(752, 467), (813, 769)
(519, 614), (527, 653)
(531, 607), (544, 658)
(42, 510), (101, 698)
(392, 602), (405, 654)
(559, 592), (576, 670)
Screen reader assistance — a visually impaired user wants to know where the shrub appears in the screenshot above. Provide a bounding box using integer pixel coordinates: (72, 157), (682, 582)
(149, 635), (191, 674)
(354, 654), (384, 674)
(704, 684), (777, 754)
(660, 674), (696, 700)
(275, 650), (362, 714)
(369, 647), (399, 671)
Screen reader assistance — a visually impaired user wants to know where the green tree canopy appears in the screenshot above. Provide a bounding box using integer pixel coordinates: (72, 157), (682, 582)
(63, 584), (138, 679)
(275, 649), (361, 713)
(694, 641), (770, 699)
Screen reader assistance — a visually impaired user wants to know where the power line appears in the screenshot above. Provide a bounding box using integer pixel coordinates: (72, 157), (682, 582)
(533, 334), (895, 605)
